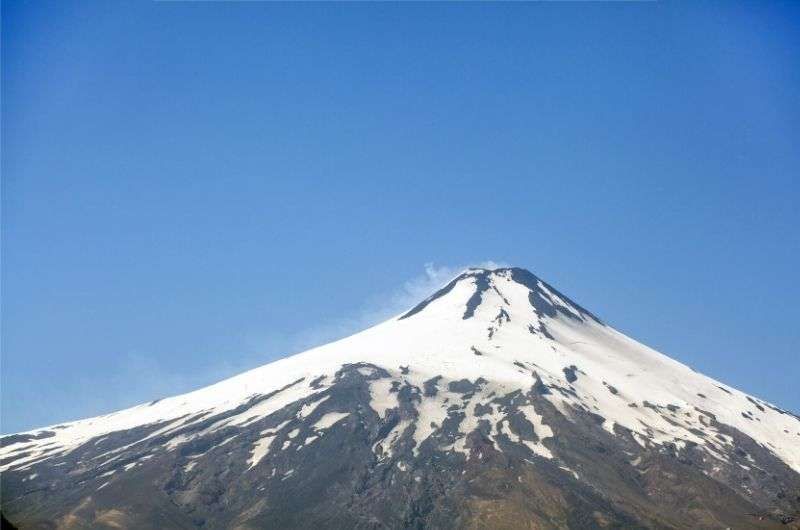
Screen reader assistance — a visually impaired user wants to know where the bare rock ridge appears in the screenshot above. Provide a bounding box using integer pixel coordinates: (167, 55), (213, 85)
(2, 267), (799, 529)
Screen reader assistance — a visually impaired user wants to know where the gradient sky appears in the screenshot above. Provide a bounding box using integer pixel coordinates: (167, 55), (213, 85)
(2, 1), (799, 434)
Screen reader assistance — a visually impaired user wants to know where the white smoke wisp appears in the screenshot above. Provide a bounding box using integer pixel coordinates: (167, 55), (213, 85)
(255, 260), (509, 357)
(387, 260), (508, 320)
(63, 261), (509, 427)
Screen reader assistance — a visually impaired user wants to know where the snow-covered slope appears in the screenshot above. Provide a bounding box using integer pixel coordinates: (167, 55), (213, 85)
(3, 267), (798, 474)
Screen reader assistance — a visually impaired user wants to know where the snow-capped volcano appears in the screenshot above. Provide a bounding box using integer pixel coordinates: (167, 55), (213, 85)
(2, 268), (799, 529)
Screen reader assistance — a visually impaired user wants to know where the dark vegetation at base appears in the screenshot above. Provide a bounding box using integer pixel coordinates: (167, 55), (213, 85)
(1, 513), (18, 530)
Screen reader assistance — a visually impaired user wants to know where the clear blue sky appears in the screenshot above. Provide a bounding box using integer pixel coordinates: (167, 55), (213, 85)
(2, 1), (799, 434)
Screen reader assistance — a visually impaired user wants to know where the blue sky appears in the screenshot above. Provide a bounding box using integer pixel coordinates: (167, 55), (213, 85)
(2, 1), (799, 433)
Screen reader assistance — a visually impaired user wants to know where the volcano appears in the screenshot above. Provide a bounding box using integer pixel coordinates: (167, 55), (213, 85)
(2, 267), (799, 529)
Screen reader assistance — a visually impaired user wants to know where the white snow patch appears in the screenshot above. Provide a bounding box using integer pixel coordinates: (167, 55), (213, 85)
(297, 395), (330, 419)
(312, 412), (350, 431)
(369, 378), (398, 419)
(248, 431), (278, 469)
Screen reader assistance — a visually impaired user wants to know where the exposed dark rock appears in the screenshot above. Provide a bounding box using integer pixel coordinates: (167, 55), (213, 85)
(748, 396), (767, 412)
(531, 372), (551, 395)
(494, 308), (510, 323)
(309, 375), (327, 389)
(0, 431), (55, 447)
(423, 376), (442, 397)
(474, 403), (493, 417)
(463, 271), (492, 319)
(447, 378), (487, 395)
(507, 268), (603, 325)
(562, 365), (578, 383)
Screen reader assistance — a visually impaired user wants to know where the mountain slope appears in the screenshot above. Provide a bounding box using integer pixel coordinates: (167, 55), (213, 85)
(2, 267), (799, 529)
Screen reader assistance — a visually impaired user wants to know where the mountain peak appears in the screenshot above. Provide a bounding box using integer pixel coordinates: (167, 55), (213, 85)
(399, 266), (601, 325)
